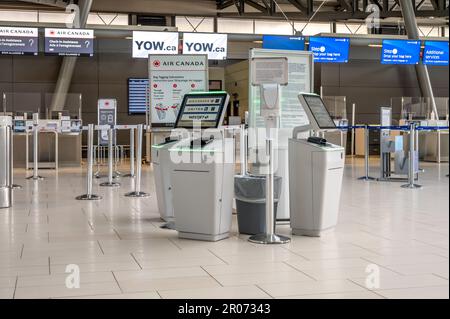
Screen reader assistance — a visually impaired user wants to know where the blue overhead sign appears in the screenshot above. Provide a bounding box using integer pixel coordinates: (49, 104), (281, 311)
(262, 35), (305, 51)
(381, 39), (421, 65)
(423, 41), (449, 66)
(308, 37), (350, 63)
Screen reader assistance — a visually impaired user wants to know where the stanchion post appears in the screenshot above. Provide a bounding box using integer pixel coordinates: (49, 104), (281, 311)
(239, 124), (247, 176)
(100, 127), (120, 187)
(76, 124), (102, 200)
(124, 128), (135, 178)
(27, 114), (43, 181)
(125, 124), (149, 198)
(249, 138), (290, 245)
(10, 127), (22, 189)
(358, 125), (375, 181)
(402, 123), (422, 189)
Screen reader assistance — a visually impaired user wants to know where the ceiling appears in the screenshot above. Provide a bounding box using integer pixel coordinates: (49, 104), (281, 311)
(0, 0), (448, 25)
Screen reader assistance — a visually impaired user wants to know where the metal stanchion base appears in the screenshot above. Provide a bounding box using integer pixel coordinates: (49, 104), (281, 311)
(12, 184), (22, 189)
(100, 182), (120, 187)
(124, 191), (150, 198)
(122, 174), (135, 178)
(160, 221), (176, 230)
(358, 176), (376, 181)
(76, 194), (103, 201)
(26, 176), (44, 180)
(248, 233), (291, 245)
(401, 183), (422, 189)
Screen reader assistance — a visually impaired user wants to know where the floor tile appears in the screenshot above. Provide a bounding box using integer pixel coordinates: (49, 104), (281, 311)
(159, 286), (271, 299)
(377, 286), (449, 299)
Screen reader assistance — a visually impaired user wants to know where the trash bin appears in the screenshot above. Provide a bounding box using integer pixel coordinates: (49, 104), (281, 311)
(0, 116), (12, 209)
(234, 175), (282, 235)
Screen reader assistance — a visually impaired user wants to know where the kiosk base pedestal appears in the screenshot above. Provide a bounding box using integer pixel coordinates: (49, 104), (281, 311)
(249, 233), (291, 245)
(179, 231), (229, 242)
(76, 194), (102, 201)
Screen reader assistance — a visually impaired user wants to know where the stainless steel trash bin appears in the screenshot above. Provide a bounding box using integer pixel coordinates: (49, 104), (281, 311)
(0, 116), (12, 209)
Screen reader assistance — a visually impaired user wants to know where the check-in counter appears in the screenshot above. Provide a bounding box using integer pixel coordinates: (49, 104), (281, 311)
(13, 132), (82, 169)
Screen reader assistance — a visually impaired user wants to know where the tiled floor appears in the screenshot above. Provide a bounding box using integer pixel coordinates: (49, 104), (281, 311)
(0, 158), (448, 299)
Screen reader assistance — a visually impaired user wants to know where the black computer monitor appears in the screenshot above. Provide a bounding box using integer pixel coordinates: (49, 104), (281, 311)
(174, 92), (230, 129)
(299, 93), (336, 130)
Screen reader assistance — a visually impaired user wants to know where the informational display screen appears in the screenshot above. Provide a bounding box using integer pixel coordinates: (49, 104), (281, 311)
(303, 95), (336, 129)
(98, 99), (117, 146)
(133, 31), (179, 58)
(175, 93), (228, 129)
(309, 37), (350, 63)
(183, 33), (227, 60)
(381, 39), (421, 65)
(149, 54), (208, 128)
(262, 35), (305, 51)
(249, 49), (314, 130)
(128, 78), (149, 115)
(45, 28), (94, 57)
(0, 27), (38, 56)
(423, 41), (449, 66)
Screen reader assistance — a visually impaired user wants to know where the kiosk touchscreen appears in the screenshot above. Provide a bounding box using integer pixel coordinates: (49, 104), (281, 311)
(169, 91), (234, 241)
(289, 93), (345, 236)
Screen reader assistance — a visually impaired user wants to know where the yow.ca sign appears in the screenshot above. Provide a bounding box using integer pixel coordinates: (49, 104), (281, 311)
(183, 33), (227, 60)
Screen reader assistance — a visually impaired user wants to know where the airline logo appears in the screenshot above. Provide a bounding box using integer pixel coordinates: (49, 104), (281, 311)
(45, 28), (94, 39)
(0, 27), (38, 37)
(183, 33), (227, 60)
(133, 31), (179, 58)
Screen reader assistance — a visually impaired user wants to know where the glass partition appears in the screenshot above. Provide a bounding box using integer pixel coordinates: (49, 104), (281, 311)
(44, 93), (82, 120)
(393, 96), (449, 121)
(322, 96), (348, 125)
(2, 92), (43, 118)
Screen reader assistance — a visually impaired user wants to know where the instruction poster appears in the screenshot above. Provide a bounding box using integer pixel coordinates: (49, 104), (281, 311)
(98, 99), (117, 146)
(148, 54), (208, 128)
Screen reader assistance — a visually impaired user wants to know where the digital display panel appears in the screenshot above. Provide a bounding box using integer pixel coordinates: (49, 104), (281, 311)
(423, 41), (449, 66)
(381, 39), (421, 65)
(0, 27), (38, 56)
(309, 37), (350, 63)
(45, 28), (94, 57)
(128, 78), (149, 115)
(175, 93), (228, 129)
(262, 35), (305, 51)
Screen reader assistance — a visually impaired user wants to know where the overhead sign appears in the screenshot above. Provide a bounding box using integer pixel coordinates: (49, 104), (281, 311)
(132, 31), (179, 58)
(262, 35), (305, 51)
(0, 27), (38, 56)
(183, 33), (227, 60)
(423, 41), (449, 66)
(381, 39), (420, 65)
(45, 28), (94, 57)
(309, 37), (350, 63)
(149, 54), (208, 128)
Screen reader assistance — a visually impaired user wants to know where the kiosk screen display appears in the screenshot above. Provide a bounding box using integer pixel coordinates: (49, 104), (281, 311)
(175, 93), (228, 129)
(303, 95), (336, 129)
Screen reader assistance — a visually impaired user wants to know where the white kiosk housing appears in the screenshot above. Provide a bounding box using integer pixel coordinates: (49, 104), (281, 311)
(169, 92), (233, 241)
(289, 93), (345, 237)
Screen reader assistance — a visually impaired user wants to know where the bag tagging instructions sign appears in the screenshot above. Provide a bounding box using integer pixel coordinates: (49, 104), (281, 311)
(45, 28), (94, 57)
(0, 27), (38, 56)
(133, 31), (179, 58)
(98, 99), (117, 146)
(149, 55), (208, 127)
(183, 33), (227, 60)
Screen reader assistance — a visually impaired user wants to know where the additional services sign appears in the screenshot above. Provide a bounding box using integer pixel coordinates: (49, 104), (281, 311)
(262, 35), (305, 51)
(183, 33), (227, 60)
(132, 31), (179, 58)
(45, 28), (94, 57)
(309, 37), (350, 63)
(0, 27), (38, 56)
(381, 39), (421, 65)
(149, 54), (208, 127)
(423, 41), (449, 66)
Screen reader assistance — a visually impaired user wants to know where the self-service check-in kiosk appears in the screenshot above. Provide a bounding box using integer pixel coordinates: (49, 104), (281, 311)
(168, 92), (233, 241)
(289, 93), (345, 237)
